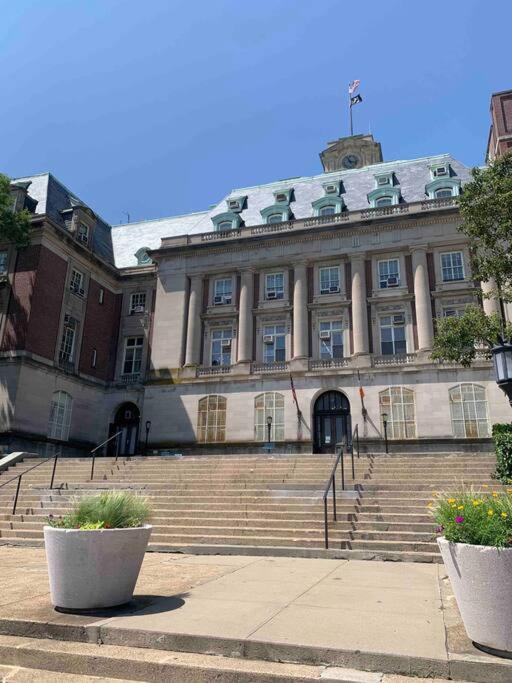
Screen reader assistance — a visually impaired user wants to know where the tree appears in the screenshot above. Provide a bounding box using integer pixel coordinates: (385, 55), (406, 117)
(0, 173), (31, 247)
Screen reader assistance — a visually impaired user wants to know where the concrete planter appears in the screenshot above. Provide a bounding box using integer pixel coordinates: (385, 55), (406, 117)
(438, 537), (512, 654)
(44, 525), (152, 611)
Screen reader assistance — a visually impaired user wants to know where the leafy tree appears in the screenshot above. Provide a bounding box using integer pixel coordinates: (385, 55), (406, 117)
(0, 173), (31, 247)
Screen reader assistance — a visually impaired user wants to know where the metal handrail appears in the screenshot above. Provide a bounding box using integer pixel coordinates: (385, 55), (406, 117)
(90, 431), (123, 480)
(0, 454), (60, 515)
(323, 443), (345, 550)
(351, 424), (360, 461)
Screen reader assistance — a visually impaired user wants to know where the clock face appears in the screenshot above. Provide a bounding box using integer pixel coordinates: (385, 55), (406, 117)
(342, 154), (359, 169)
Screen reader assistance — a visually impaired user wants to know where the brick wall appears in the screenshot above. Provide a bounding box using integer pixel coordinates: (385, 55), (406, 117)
(1, 245), (41, 351)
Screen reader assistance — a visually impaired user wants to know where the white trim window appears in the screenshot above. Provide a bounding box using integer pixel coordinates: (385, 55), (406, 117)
(77, 222), (89, 244)
(217, 220), (233, 231)
(449, 383), (490, 438)
(375, 196), (393, 207)
(265, 273), (284, 300)
(379, 387), (416, 439)
(213, 278), (233, 305)
(378, 259), (400, 289)
(319, 320), (343, 359)
(197, 395), (226, 442)
(380, 314), (406, 355)
(211, 328), (232, 366)
(442, 306), (464, 318)
(267, 213), (283, 224)
(59, 315), (77, 363)
(319, 205), (336, 216)
(319, 266), (340, 294)
(69, 269), (84, 297)
(123, 337), (143, 375)
(435, 187), (454, 198)
(47, 391), (73, 441)
(441, 252), (464, 282)
(130, 292), (146, 315)
(255, 392), (285, 441)
(0, 251), (8, 275)
(263, 324), (286, 362)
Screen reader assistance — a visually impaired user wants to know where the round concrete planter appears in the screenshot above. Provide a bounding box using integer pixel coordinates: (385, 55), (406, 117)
(44, 525), (152, 611)
(438, 536), (512, 654)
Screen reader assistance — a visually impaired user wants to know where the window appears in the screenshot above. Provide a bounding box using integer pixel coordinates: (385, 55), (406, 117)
(130, 292), (146, 315)
(435, 188), (453, 198)
(91, 349), (97, 368)
(213, 278), (233, 305)
(441, 252), (464, 282)
(197, 395), (226, 442)
(375, 196), (393, 207)
(135, 248), (152, 265)
(77, 223), (89, 244)
(0, 251), (8, 275)
(376, 175), (391, 186)
(319, 205), (336, 216)
(319, 266), (340, 294)
(267, 213), (283, 224)
(217, 220), (233, 231)
(211, 328), (232, 366)
(69, 269), (84, 297)
(255, 392), (285, 441)
(263, 324), (286, 363)
(59, 315), (77, 363)
(379, 387), (416, 439)
(380, 314), (406, 355)
(442, 307), (464, 318)
(47, 391), (73, 441)
(378, 259), (400, 288)
(319, 320), (343, 359)
(99, 288), (104, 304)
(265, 273), (284, 300)
(123, 337), (143, 375)
(449, 384), (489, 438)
(432, 164), (449, 178)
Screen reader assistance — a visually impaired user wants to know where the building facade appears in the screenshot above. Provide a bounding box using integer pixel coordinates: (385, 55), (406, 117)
(1, 91), (511, 455)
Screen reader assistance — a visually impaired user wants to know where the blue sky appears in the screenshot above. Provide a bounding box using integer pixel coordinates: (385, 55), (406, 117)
(1, 0), (511, 225)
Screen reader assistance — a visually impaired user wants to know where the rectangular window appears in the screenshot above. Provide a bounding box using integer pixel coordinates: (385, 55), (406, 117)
(380, 315), (406, 355)
(442, 307), (464, 318)
(91, 349), (97, 368)
(99, 288), (104, 304)
(59, 315), (77, 363)
(129, 292), (146, 315)
(77, 223), (89, 244)
(211, 328), (232, 366)
(69, 269), (85, 297)
(213, 278), (233, 305)
(263, 324), (286, 363)
(319, 266), (340, 294)
(378, 259), (400, 289)
(123, 337), (143, 375)
(265, 273), (284, 300)
(441, 252), (464, 282)
(0, 251), (8, 275)
(319, 320), (343, 359)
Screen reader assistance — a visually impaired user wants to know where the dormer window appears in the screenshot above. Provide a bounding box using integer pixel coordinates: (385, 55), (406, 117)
(211, 212), (242, 231)
(322, 180), (342, 196)
(260, 205), (291, 224)
(431, 164), (449, 178)
(218, 220), (233, 230)
(376, 175), (391, 187)
(77, 222), (89, 245)
(367, 183), (401, 208)
(267, 213), (283, 224)
(312, 193), (344, 217)
(272, 188), (293, 205)
(435, 188), (454, 199)
(375, 196), (393, 207)
(226, 195), (246, 213)
(319, 206), (336, 216)
(425, 165), (461, 199)
(135, 247), (152, 265)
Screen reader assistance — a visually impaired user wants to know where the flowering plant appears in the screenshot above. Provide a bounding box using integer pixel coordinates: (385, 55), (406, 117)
(430, 487), (512, 547)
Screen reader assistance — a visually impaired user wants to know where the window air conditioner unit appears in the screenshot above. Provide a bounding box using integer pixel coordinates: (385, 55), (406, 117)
(222, 296), (232, 304)
(267, 291), (277, 299)
(263, 335), (274, 344)
(275, 193), (287, 203)
(132, 305), (144, 313)
(393, 314), (405, 326)
(324, 184), (337, 194)
(319, 330), (331, 340)
(228, 199), (240, 210)
(221, 340), (231, 348)
(387, 276), (399, 287)
(213, 295), (223, 305)
(377, 176), (390, 186)
(329, 285), (340, 293)
(435, 165), (448, 177)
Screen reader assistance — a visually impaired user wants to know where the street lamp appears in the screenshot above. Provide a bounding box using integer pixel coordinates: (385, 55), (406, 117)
(382, 412), (389, 454)
(266, 415), (273, 450)
(145, 420), (152, 455)
(492, 342), (512, 407)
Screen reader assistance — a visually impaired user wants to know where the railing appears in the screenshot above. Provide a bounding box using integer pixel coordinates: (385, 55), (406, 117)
(351, 423), (360, 461)
(323, 443), (344, 550)
(119, 373), (142, 384)
(0, 454), (60, 515)
(57, 357), (75, 373)
(251, 361), (289, 374)
(196, 365), (232, 377)
(309, 358), (349, 370)
(90, 431), (123, 480)
(372, 353), (416, 367)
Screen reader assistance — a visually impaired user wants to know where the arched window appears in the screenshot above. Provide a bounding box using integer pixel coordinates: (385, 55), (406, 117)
(449, 384), (489, 437)
(379, 387), (415, 439)
(375, 196), (393, 207)
(267, 213), (283, 224)
(197, 395), (226, 443)
(255, 392), (285, 441)
(217, 220), (233, 231)
(47, 391), (73, 441)
(135, 247), (152, 265)
(435, 188), (453, 199)
(319, 205), (336, 216)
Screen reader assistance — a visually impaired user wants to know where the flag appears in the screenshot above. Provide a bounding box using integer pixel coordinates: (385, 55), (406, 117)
(350, 94), (363, 106)
(290, 374), (298, 407)
(348, 79), (360, 95)
(359, 386), (365, 399)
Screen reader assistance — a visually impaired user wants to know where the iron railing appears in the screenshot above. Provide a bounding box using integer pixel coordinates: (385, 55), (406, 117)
(0, 454), (60, 515)
(323, 434), (358, 550)
(351, 423), (360, 463)
(90, 431), (123, 480)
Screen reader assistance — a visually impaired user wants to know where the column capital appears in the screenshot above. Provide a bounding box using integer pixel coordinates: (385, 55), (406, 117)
(410, 244), (429, 254)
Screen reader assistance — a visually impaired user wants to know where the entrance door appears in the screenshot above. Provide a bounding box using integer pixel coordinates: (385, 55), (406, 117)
(108, 402), (140, 457)
(313, 391), (350, 453)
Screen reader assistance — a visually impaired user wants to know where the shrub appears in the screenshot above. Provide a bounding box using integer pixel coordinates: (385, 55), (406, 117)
(493, 423), (512, 484)
(48, 491), (150, 530)
(430, 487), (512, 547)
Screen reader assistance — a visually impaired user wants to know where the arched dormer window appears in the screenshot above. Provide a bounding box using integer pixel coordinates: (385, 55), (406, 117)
(260, 205), (291, 224)
(268, 213), (283, 224)
(376, 196), (393, 207)
(425, 177), (461, 200)
(311, 195), (344, 217)
(211, 212), (242, 232)
(367, 186), (401, 208)
(320, 206), (336, 216)
(135, 247), (152, 265)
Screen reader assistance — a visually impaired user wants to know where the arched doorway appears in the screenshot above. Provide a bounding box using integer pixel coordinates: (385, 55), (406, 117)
(108, 402), (140, 456)
(313, 391), (350, 453)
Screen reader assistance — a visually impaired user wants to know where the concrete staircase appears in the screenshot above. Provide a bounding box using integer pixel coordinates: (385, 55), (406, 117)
(0, 451), (499, 561)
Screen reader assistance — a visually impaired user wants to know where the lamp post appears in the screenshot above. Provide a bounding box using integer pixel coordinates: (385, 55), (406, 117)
(382, 412), (389, 454)
(491, 342), (512, 407)
(144, 420), (152, 455)
(266, 415), (273, 451)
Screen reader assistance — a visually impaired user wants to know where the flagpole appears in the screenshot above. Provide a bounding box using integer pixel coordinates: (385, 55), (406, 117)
(349, 101), (353, 136)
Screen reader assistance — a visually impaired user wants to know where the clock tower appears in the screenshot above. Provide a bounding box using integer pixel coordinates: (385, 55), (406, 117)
(319, 133), (383, 172)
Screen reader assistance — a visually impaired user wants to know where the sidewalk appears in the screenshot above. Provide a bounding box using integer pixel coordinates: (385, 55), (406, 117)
(0, 547), (510, 682)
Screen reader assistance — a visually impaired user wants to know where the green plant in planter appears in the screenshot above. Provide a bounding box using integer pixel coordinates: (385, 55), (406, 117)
(48, 491), (150, 530)
(430, 487), (512, 547)
(493, 423), (512, 484)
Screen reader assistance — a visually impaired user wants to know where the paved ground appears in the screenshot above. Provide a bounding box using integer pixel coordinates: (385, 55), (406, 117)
(0, 547), (509, 681)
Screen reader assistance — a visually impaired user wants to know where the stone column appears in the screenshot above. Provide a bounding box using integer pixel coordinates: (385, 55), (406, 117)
(411, 247), (434, 351)
(481, 278), (501, 316)
(293, 263), (309, 359)
(351, 256), (369, 355)
(237, 269), (254, 364)
(184, 275), (202, 366)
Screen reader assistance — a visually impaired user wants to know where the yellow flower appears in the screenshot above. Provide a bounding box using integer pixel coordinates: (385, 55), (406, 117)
(451, 504), (457, 509)
(457, 505), (464, 510)
(488, 509), (494, 516)
(507, 489), (512, 495)
(432, 492), (439, 498)
(472, 500), (480, 506)
(427, 503), (433, 509)
(502, 512), (508, 519)
(492, 492), (499, 498)
(483, 484), (489, 488)
(447, 498), (456, 504)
